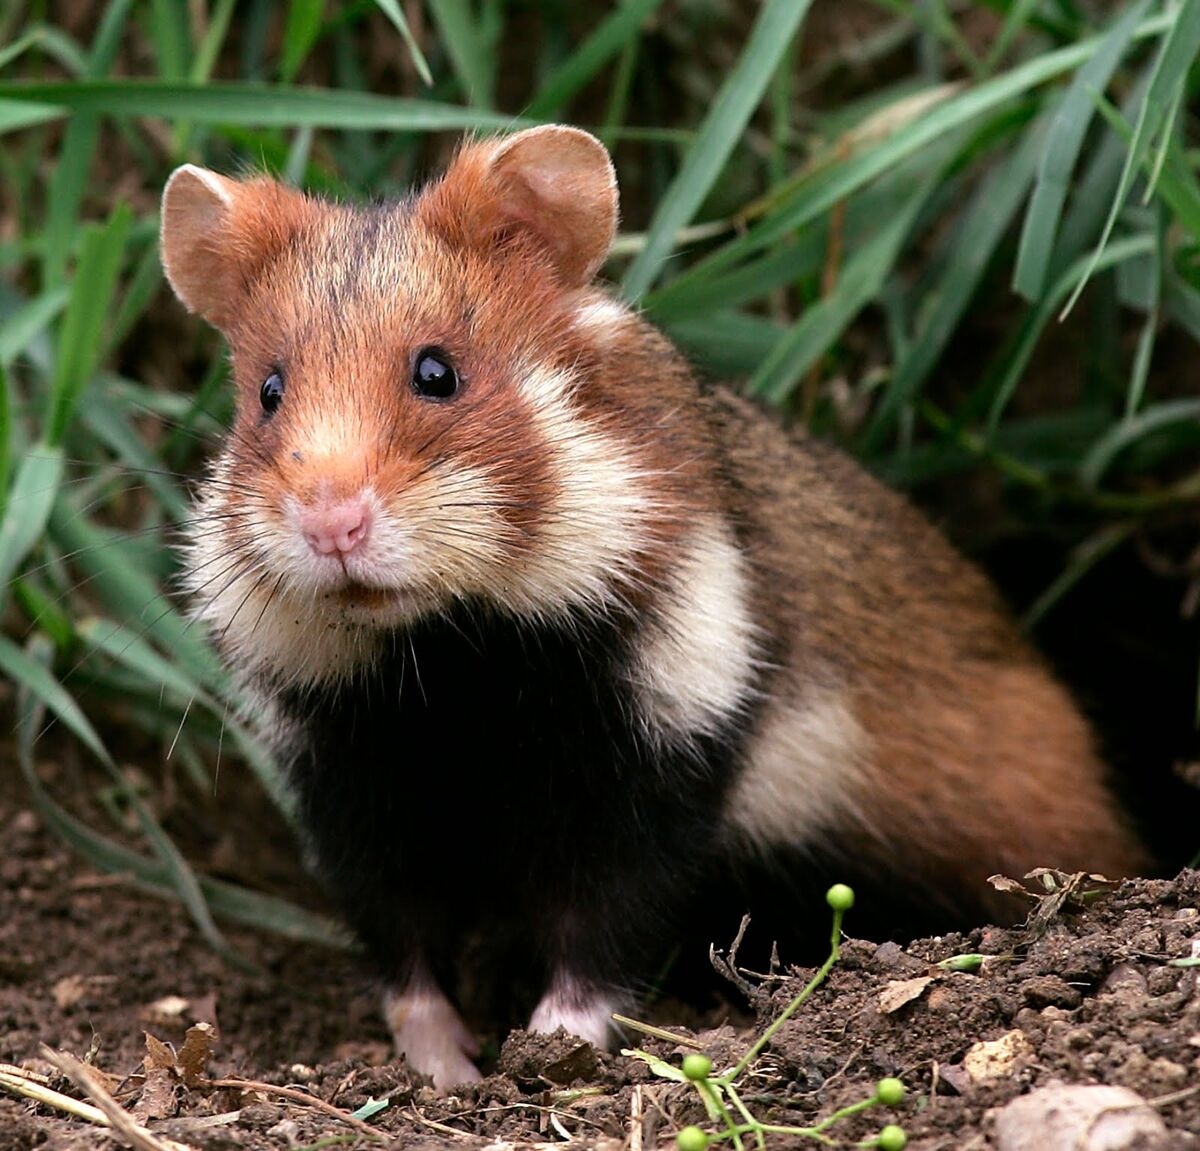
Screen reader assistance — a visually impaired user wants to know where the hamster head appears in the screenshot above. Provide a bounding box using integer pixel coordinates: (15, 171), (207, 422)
(162, 127), (694, 690)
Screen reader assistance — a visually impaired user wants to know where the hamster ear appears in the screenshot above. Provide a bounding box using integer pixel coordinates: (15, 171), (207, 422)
(430, 126), (619, 286)
(160, 165), (243, 328)
(161, 165), (313, 330)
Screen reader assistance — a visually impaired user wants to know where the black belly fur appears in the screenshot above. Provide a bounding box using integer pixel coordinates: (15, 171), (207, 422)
(277, 604), (756, 1013)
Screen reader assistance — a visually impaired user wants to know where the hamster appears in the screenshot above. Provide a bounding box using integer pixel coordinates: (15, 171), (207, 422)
(160, 125), (1147, 1089)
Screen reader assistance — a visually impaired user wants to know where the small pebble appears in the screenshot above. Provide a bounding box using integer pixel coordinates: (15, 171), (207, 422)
(993, 1083), (1173, 1151)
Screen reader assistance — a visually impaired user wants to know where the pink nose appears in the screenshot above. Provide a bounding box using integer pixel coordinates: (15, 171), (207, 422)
(299, 497), (371, 557)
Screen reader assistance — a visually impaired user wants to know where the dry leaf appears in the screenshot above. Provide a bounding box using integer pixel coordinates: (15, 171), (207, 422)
(177, 1023), (217, 1087)
(878, 975), (935, 1014)
(144, 1033), (177, 1072)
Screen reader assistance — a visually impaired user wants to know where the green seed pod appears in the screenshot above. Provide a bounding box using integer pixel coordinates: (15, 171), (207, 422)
(676, 1125), (709, 1151)
(937, 953), (984, 973)
(877, 1124), (907, 1151)
(682, 1054), (713, 1081)
(876, 1077), (905, 1106)
(825, 883), (855, 911)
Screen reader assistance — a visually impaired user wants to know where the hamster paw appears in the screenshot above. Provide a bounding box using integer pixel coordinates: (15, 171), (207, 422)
(528, 974), (619, 1048)
(383, 982), (482, 1090)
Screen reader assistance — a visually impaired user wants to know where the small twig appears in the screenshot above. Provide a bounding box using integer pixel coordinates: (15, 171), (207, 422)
(405, 1106), (475, 1138)
(39, 1047), (196, 1151)
(0, 1065), (111, 1127)
(629, 1084), (644, 1151)
(209, 1077), (382, 1140)
(611, 1013), (703, 1049)
(1148, 1083), (1200, 1109)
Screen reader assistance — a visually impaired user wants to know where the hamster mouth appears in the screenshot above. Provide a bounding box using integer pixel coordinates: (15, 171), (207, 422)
(332, 582), (400, 608)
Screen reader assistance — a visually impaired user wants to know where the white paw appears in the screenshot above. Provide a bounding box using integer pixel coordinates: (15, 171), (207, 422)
(383, 984), (481, 1090)
(528, 977), (618, 1048)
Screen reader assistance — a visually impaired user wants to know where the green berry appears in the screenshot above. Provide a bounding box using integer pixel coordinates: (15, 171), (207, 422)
(877, 1124), (907, 1151)
(676, 1125), (709, 1151)
(682, 1054), (713, 1081)
(825, 883), (855, 912)
(876, 1077), (905, 1106)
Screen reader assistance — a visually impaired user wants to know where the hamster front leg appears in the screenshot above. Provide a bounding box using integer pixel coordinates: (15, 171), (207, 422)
(383, 963), (482, 1089)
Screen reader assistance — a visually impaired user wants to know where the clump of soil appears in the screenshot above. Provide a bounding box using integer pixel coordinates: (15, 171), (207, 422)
(1, 761), (1197, 1149)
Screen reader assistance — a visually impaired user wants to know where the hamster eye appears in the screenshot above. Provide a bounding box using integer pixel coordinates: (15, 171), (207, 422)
(412, 348), (458, 400)
(260, 370), (285, 415)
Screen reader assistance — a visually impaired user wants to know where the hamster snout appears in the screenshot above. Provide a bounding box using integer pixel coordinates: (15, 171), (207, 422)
(297, 493), (371, 557)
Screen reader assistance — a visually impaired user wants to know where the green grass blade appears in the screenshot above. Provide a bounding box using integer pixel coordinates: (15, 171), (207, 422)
(867, 116), (1045, 447)
(986, 233), (1156, 436)
(0, 445), (64, 599)
(79, 616), (216, 710)
(9, 634), (251, 969)
(748, 174), (937, 404)
(0, 79), (521, 130)
(1079, 396), (1200, 489)
(46, 202), (130, 446)
(1061, 0), (1200, 317)
(526, 0), (667, 119)
(426, 0), (494, 108)
(0, 632), (113, 764)
(190, 0), (237, 83)
(662, 312), (782, 379)
(662, 10), (1174, 297)
(15, 690), (347, 947)
(48, 508), (225, 691)
(280, 0), (326, 83)
(0, 96), (63, 132)
(620, 0), (814, 302)
(0, 287), (69, 365)
(372, 0), (433, 87)
(1012, 0), (1148, 301)
(1022, 521), (1135, 629)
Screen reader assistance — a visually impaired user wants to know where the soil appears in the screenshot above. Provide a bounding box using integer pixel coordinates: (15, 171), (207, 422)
(1, 752), (1198, 1151)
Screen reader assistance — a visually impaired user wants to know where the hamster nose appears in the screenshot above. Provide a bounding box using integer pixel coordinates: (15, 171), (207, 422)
(299, 497), (371, 557)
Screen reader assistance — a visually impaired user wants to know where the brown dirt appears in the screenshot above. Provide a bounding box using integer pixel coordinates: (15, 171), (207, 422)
(2, 751), (1198, 1150)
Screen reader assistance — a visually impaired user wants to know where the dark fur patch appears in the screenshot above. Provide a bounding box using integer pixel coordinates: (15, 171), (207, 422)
(278, 604), (759, 1021)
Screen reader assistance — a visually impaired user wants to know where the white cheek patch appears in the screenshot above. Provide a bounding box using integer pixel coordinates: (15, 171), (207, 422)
(512, 365), (658, 617)
(572, 294), (631, 343)
(628, 518), (759, 746)
(528, 975), (622, 1049)
(383, 982), (481, 1090)
(725, 688), (870, 851)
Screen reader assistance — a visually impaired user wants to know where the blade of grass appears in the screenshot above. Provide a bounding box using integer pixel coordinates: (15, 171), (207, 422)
(663, 9), (1174, 297)
(748, 172), (940, 404)
(0, 79), (521, 130)
(426, 0), (494, 108)
(42, 0), (135, 290)
(79, 616), (217, 712)
(620, 0), (814, 301)
(1061, 0), (1200, 316)
(280, 0), (326, 83)
(986, 233), (1155, 436)
(0, 446), (64, 604)
(14, 650), (348, 948)
(373, 0), (433, 87)
(0, 96), (62, 132)
(1012, 0), (1147, 301)
(866, 114), (1046, 448)
(45, 203), (130, 447)
(1079, 396), (1200, 489)
(526, 0), (666, 119)
(1022, 521), (1136, 629)
(0, 287), (69, 365)
(8, 630), (251, 969)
